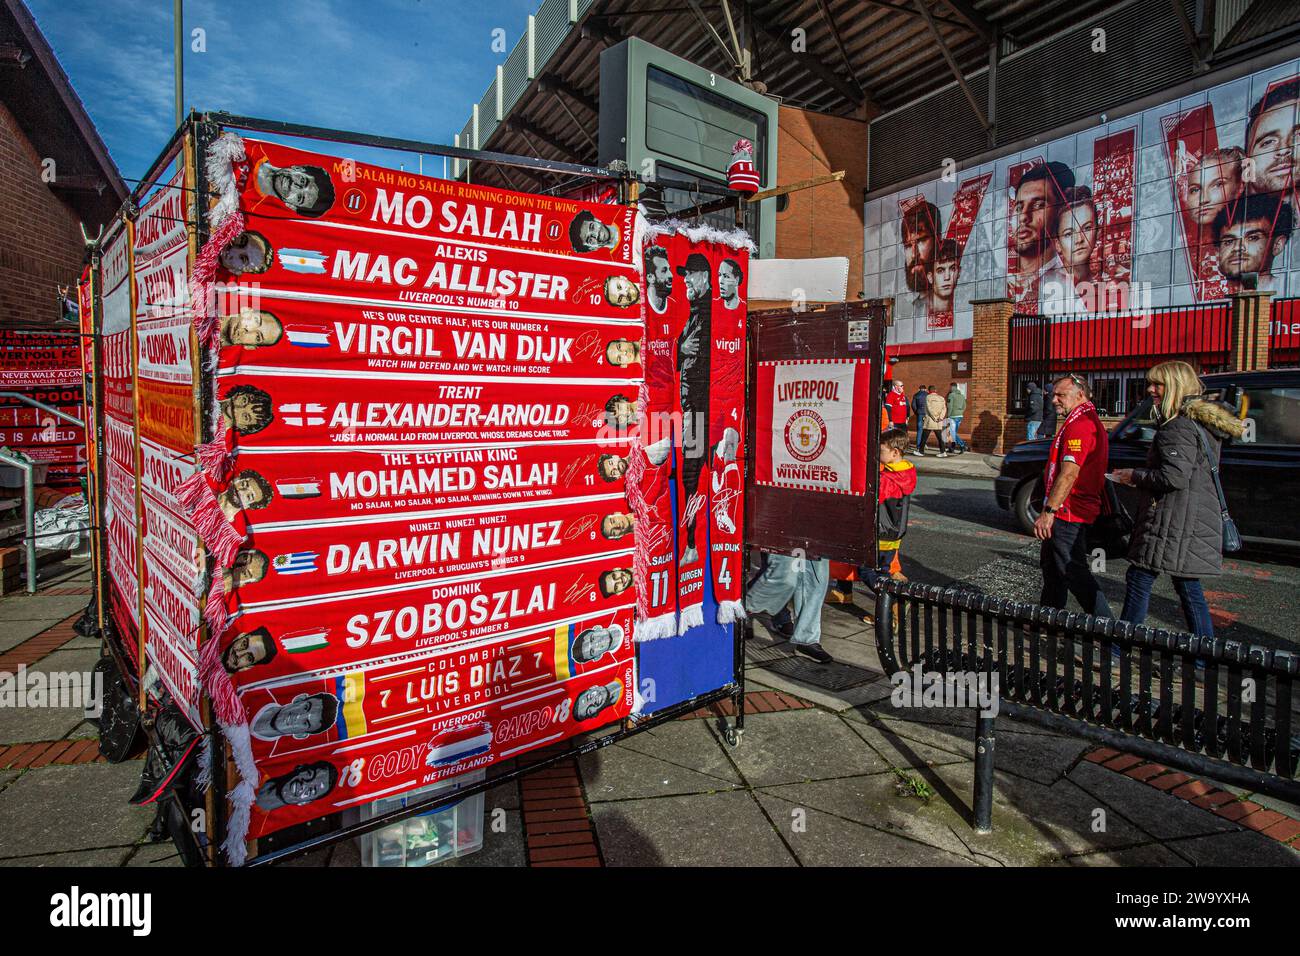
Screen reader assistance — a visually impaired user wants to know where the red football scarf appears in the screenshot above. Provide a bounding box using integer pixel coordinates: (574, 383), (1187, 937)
(246, 651), (634, 840)
(217, 551), (635, 684)
(215, 373), (632, 450)
(220, 212), (641, 323)
(236, 137), (637, 265)
(216, 295), (642, 382)
(222, 493), (631, 608)
(626, 236), (682, 640)
(706, 245), (747, 623)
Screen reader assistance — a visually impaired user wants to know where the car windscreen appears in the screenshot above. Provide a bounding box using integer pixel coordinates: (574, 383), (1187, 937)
(1111, 395), (1158, 443)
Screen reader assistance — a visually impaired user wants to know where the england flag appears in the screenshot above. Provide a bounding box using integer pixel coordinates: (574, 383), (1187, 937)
(279, 403), (326, 426)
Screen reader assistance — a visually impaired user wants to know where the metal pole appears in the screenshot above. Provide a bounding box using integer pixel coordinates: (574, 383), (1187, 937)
(973, 712), (995, 832)
(174, 0), (184, 127)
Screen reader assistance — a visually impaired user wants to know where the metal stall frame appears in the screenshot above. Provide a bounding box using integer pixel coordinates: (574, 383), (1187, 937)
(83, 112), (748, 866)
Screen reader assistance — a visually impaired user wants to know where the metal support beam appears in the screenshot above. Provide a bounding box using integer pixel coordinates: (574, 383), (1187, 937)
(940, 0), (995, 43)
(913, 0), (989, 131)
(751, 15), (865, 106)
(851, 0), (983, 34)
(685, 0), (742, 73)
(1170, 0), (1206, 71)
(813, 0), (867, 101)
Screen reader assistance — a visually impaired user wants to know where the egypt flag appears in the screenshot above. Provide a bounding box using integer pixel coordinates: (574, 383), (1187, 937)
(280, 627), (329, 654)
(274, 477), (321, 499)
(272, 551), (318, 575)
(277, 249), (327, 273)
(285, 325), (331, 348)
(334, 672), (367, 740)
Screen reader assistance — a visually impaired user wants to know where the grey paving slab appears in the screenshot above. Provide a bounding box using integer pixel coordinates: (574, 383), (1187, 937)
(0, 761), (153, 859)
(0, 649), (104, 744)
(443, 809), (526, 867)
(0, 617), (60, 651)
(615, 717), (740, 780)
(591, 790), (796, 866)
(1063, 844), (1192, 866)
(0, 594), (92, 622)
(0, 848), (131, 867)
(984, 730), (1091, 787)
(752, 790), (978, 866)
(580, 722), (742, 802)
(126, 841), (186, 867)
(1067, 761), (1241, 841)
(28, 647), (100, 673)
(484, 779), (519, 812)
(845, 717), (975, 770)
(0, 770), (18, 790)
(922, 761), (1166, 865)
(720, 709), (889, 787)
(1162, 828), (1300, 866)
(756, 773), (976, 861)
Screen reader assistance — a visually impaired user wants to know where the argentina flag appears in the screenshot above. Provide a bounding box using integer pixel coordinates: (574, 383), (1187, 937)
(272, 551), (319, 575)
(278, 249), (327, 273)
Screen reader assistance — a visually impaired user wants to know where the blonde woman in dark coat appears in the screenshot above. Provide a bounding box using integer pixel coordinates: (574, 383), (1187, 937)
(1108, 361), (1244, 638)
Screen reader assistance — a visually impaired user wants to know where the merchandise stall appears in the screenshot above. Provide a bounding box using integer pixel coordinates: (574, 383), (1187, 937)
(79, 112), (752, 866)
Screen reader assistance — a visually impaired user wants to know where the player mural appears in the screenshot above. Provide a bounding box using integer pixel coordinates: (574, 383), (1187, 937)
(865, 59), (1300, 344)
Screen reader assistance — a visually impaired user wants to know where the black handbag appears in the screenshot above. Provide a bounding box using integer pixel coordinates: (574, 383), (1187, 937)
(1192, 423), (1242, 554)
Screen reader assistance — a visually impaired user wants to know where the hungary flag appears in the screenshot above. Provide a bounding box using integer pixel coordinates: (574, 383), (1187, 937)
(279, 627), (329, 654)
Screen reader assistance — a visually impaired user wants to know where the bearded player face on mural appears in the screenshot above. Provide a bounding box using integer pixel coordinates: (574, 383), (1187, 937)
(220, 384), (274, 435)
(1246, 87), (1300, 194)
(256, 162), (335, 217)
(222, 626), (277, 674)
(219, 470), (274, 521)
(600, 512), (635, 539)
(219, 231), (272, 275)
(254, 694), (338, 740)
(597, 454), (628, 481)
(573, 625), (623, 663)
(222, 548), (269, 591)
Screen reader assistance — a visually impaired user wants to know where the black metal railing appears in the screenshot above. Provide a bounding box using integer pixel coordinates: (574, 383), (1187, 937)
(873, 581), (1299, 829)
(1008, 303), (1233, 415)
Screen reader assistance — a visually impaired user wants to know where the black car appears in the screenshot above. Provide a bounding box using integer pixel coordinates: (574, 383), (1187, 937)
(995, 369), (1300, 549)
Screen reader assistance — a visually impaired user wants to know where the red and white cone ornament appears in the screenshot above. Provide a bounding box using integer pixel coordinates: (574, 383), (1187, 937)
(727, 139), (760, 194)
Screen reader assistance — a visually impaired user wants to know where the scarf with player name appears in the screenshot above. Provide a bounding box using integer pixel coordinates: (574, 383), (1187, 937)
(702, 241), (748, 624)
(625, 230), (684, 640)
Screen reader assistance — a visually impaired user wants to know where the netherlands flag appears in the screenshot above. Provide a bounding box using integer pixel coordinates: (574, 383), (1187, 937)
(272, 551), (318, 574)
(285, 325), (331, 348)
(278, 249), (327, 273)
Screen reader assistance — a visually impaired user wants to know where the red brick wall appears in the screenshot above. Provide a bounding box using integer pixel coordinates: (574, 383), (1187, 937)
(885, 353), (973, 436)
(0, 100), (87, 329)
(752, 105), (868, 310)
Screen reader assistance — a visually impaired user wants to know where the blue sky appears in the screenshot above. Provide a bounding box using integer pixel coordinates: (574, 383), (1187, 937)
(28, 0), (539, 182)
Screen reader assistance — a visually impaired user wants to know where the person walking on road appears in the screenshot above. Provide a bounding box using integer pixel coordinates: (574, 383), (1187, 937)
(1025, 381), (1045, 440)
(911, 385), (930, 453)
(1040, 384), (1058, 438)
(1109, 361), (1243, 640)
(920, 387), (951, 456)
(1035, 374), (1113, 618)
(945, 382), (968, 453)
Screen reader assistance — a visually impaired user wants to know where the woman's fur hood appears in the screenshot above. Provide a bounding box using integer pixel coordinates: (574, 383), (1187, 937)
(1182, 397), (1245, 440)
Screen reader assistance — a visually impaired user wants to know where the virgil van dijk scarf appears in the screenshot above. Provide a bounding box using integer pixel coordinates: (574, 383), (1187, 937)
(706, 245), (747, 624)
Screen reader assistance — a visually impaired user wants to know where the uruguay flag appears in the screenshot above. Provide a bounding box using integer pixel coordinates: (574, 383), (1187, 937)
(278, 249), (327, 273)
(272, 551), (318, 575)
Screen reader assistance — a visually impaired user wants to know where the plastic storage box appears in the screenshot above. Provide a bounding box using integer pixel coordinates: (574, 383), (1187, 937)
(353, 769), (485, 867)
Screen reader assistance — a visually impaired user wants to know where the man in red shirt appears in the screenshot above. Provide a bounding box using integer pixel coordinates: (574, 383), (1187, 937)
(884, 380), (910, 429)
(1034, 374), (1114, 618)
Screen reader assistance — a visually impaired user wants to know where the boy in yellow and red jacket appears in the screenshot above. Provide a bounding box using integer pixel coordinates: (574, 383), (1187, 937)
(860, 426), (917, 592)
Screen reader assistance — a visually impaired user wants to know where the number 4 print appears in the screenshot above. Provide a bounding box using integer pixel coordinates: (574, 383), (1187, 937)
(717, 559), (732, 589)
